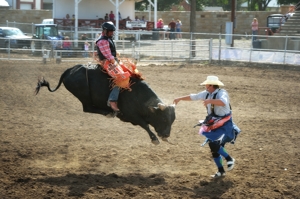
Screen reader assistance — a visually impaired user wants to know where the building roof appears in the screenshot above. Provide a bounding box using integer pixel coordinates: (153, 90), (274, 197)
(0, 0), (9, 7)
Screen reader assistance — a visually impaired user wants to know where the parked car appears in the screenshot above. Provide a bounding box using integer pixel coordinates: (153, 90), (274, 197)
(0, 27), (31, 51)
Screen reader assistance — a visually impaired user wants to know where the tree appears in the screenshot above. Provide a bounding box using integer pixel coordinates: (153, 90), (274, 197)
(253, 0), (272, 11)
(135, 0), (181, 11)
(277, 0), (299, 4)
(135, 1), (149, 11)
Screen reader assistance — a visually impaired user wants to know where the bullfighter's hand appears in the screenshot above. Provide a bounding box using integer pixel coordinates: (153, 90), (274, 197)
(173, 98), (180, 105)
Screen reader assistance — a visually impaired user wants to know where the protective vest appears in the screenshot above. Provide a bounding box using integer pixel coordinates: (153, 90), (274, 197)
(96, 35), (116, 60)
(205, 89), (232, 116)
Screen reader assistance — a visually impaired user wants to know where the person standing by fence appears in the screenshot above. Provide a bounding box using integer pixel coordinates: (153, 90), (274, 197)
(83, 41), (90, 58)
(156, 18), (164, 40)
(251, 18), (258, 43)
(176, 19), (182, 39)
(168, 19), (176, 40)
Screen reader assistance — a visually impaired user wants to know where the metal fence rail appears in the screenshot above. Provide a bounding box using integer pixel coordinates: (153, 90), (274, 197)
(1, 30), (299, 65)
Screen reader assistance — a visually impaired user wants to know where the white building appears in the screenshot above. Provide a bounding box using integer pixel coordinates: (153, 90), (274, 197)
(240, 0), (280, 11)
(4, 0), (138, 16)
(52, 0), (136, 21)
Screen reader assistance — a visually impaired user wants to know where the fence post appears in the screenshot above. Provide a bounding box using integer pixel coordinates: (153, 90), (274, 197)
(171, 40), (174, 63)
(189, 32), (196, 61)
(209, 38), (212, 63)
(283, 35), (288, 64)
(32, 23), (34, 35)
(192, 34), (196, 58)
(137, 39), (141, 61)
(249, 47), (253, 63)
(7, 39), (11, 59)
(131, 41), (135, 59)
(218, 33), (221, 62)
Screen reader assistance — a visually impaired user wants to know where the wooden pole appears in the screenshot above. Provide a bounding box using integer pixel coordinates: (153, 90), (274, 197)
(231, 0), (235, 47)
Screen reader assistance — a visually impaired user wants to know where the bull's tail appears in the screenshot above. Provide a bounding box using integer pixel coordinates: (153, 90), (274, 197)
(35, 70), (67, 95)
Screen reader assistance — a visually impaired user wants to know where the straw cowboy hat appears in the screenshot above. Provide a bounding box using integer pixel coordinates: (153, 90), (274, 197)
(200, 76), (224, 86)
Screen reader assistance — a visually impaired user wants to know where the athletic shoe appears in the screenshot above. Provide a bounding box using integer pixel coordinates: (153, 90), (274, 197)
(210, 171), (226, 178)
(227, 158), (235, 171)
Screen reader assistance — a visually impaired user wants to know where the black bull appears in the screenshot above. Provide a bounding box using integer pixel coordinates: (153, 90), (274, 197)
(35, 64), (176, 145)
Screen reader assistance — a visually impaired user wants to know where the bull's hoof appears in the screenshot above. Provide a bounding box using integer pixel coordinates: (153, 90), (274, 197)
(151, 139), (160, 145)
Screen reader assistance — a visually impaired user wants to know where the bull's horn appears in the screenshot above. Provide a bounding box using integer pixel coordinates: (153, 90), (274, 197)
(158, 103), (167, 111)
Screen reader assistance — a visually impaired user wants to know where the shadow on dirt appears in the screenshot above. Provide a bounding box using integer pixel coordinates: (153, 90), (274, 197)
(169, 178), (234, 198)
(193, 179), (234, 198)
(34, 172), (233, 197)
(37, 173), (166, 197)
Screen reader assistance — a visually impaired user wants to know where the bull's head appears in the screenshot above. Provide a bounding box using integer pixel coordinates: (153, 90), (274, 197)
(149, 103), (176, 140)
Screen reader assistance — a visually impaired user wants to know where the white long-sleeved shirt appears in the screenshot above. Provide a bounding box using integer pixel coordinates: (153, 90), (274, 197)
(190, 89), (231, 116)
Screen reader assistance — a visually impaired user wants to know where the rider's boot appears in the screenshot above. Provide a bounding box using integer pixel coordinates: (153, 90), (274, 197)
(109, 101), (120, 112)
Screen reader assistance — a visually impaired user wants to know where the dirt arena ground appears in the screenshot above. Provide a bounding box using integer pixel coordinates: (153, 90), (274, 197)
(1, 59), (300, 199)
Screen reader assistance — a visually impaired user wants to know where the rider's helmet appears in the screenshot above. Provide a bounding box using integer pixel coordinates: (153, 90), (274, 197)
(101, 21), (116, 31)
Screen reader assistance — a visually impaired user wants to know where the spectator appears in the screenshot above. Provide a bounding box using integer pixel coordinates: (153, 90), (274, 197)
(109, 11), (115, 21)
(81, 33), (88, 40)
(156, 18), (164, 39)
(126, 16), (131, 21)
(72, 14), (75, 25)
(104, 13), (109, 21)
(168, 18), (176, 40)
(64, 14), (71, 26)
(176, 19), (182, 39)
(251, 18), (258, 42)
(62, 36), (72, 56)
(80, 33), (88, 50)
(118, 12), (122, 20)
(135, 16), (140, 21)
(156, 18), (164, 29)
(285, 12), (291, 21)
(83, 41), (90, 58)
(140, 16), (146, 22)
